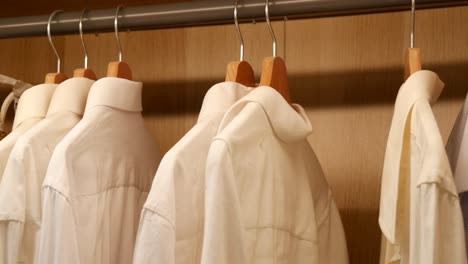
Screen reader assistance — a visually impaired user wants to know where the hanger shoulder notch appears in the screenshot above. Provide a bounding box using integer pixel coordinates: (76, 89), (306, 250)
(73, 68), (97, 80)
(107, 61), (132, 80)
(404, 48), (422, 80)
(45, 73), (68, 84)
(225, 61), (255, 87)
(260, 56), (291, 103)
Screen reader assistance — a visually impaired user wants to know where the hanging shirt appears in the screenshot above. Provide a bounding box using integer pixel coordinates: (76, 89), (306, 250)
(0, 77), (94, 264)
(35, 77), (161, 264)
(133, 82), (251, 264)
(200, 86), (349, 264)
(446, 88), (468, 254)
(0, 83), (56, 183)
(379, 70), (467, 264)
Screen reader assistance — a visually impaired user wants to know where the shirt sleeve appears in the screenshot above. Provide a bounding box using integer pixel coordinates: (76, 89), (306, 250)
(34, 186), (80, 264)
(0, 145), (27, 264)
(200, 139), (246, 264)
(0, 221), (22, 264)
(133, 208), (175, 264)
(0, 141), (58, 264)
(133, 152), (178, 264)
(317, 195), (349, 264)
(412, 183), (467, 264)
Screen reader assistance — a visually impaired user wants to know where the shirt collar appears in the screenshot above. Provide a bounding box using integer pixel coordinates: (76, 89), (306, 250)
(13, 83), (57, 130)
(218, 86), (312, 143)
(85, 77), (142, 113)
(47, 77), (95, 117)
(379, 70), (444, 244)
(198, 82), (252, 122)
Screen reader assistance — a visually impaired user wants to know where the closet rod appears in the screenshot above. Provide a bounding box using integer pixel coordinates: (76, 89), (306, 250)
(0, 0), (466, 39)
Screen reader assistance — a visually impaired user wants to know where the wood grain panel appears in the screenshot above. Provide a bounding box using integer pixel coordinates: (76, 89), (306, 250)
(0, 5), (467, 264)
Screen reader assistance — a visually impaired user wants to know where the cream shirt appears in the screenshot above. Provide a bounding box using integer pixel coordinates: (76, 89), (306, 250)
(0, 84), (56, 183)
(200, 86), (349, 264)
(133, 82), (251, 264)
(379, 70), (467, 264)
(35, 77), (161, 264)
(0, 78), (93, 264)
(446, 88), (468, 254)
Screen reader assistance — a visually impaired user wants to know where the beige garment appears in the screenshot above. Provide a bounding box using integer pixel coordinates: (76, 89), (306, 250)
(35, 77), (162, 264)
(133, 82), (251, 264)
(0, 84), (56, 183)
(0, 74), (33, 135)
(0, 78), (94, 264)
(200, 86), (349, 264)
(379, 70), (467, 264)
(446, 88), (468, 255)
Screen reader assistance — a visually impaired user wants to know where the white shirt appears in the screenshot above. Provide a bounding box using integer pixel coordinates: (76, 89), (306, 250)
(447, 90), (468, 192)
(379, 70), (467, 264)
(0, 83), (56, 183)
(0, 78), (93, 264)
(35, 77), (162, 264)
(133, 82), (251, 264)
(446, 86), (468, 254)
(201, 86), (349, 264)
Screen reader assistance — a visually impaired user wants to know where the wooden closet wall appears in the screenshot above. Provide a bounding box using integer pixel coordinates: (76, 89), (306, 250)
(0, 5), (467, 264)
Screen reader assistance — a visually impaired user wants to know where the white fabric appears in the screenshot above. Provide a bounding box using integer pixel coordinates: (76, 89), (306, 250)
(447, 90), (468, 193)
(446, 87), (468, 255)
(0, 78), (94, 264)
(133, 82), (251, 264)
(35, 77), (161, 264)
(0, 84), (56, 183)
(200, 86), (349, 264)
(379, 70), (467, 264)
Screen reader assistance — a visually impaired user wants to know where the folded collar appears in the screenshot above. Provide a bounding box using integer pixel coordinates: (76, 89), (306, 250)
(198, 82), (252, 123)
(379, 70), (444, 244)
(47, 77), (94, 117)
(218, 86), (312, 143)
(13, 83), (57, 130)
(85, 77), (142, 113)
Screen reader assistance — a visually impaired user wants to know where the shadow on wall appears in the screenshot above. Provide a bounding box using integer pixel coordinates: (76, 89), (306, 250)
(341, 208), (381, 263)
(141, 62), (468, 115)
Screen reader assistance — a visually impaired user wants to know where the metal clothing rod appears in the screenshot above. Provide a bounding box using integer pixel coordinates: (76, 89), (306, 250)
(0, 0), (466, 39)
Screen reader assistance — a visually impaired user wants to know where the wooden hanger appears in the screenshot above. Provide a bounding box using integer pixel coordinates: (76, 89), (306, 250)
(73, 9), (97, 80)
(107, 5), (132, 80)
(260, 57), (290, 103)
(226, 61), (255, 87)
(45, 10), (68, 84)
(404, 48), (421, 80)
(259, 0), (291, 103)
(404, 0), (421, 80)
(74, 68), (97, 80)
(225, 0), (255, 87)
(107, 61), (132, 80)
(45, 73), (68, 84)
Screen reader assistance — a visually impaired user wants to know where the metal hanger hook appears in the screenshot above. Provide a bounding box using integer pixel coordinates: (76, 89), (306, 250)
(265, 0), (277, 57)
(47, 10), (64, 73)
(114, 5), (124, 62)
(79, 9), (89, 69)
(234, 0), (244, 61)
(410, 0), (415, 48)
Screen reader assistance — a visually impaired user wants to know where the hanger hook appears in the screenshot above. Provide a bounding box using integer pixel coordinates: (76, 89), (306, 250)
(234, 0), (244, 61)
(47, 10), (64, 73)
(410, 0), (415, 48)
(114, 5), (124, 62)
(265, 0), (277, 57)
(79, 9), (89, 69)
